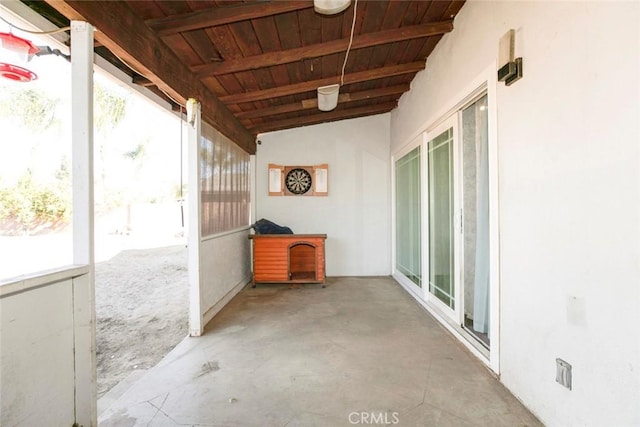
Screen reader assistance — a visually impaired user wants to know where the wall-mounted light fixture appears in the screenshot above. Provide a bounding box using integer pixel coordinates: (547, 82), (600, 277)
(497, 29), (523, 86)
(314, 0), (351, 15)
(0, 32), (39, 82)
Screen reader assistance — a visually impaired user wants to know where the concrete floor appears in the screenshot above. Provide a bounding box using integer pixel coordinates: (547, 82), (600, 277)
(99, 276), (541, 427)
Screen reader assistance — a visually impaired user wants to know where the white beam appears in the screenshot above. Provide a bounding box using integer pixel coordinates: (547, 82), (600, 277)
(71, 20), (97, 426)
(187, 100), (203, 336)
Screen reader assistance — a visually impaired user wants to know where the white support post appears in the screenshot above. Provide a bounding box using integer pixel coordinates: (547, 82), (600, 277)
(71, 20), (97, 426)
(187, 101), (203, 336)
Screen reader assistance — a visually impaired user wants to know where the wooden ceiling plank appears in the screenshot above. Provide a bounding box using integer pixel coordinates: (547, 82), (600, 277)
(360, 0), (387, 33)
(153, 0), (192, 17)
(250, 101), (397, 134)
(416, 35), (443, 62)
(146, 1), (313, 36)
(182, 30), (222, 65)
(206, 24), (267, 111)
(342, 0), (366, 38)
(401, 1), (432, 26)
(201, 76), (229, 97)
(228, 19), (276, 110)
(220, 61), (425, 105)
(365, 1), (410, 72)
(443, 0), (466, 20)
(298, 8), (324, 83)
(250, 13), (297, 105)
(46, 0), (256, 152)
(124, 0), (166, 20)
(193, 20), (453, 77)
(320, 14), (343, 79)
(381, 1), (411, 30)
(273, 9), (305, 103)
(236, 84), (410, 120)
(423, 1), (451, 23)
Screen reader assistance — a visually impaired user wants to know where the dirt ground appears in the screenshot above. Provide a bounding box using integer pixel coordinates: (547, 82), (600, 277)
(95, 244), (189, 398)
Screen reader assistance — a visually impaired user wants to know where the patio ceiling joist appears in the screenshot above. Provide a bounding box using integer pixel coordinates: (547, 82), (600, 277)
(249, 101), (398, 134)
(192, 21), (453, 77)
(236, 84), (410, 121)
(219, 61), (425, 105)
(146, 1), (313, 37)
(44, 0), (257, 154)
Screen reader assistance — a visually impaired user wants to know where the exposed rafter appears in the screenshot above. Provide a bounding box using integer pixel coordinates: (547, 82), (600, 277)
(132, 75), (154, 87)
(220, 62), (425, 105)
(193, 21), (453, 77)
(249, 102), (398, 134)
(44, 0), (256, 153)
(237, 84), (410, 120)
(31, 1), (465, 137)
(146, 1), (313, 37)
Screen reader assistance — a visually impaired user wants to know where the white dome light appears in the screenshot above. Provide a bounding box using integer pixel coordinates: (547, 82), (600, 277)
(313, 0), (351, 15)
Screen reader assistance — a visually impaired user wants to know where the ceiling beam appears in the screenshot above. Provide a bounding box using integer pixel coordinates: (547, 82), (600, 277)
(146, 1), (313, 37)
(45, 0), (256, 153)
(132, 75), (154, 87)
(193, 20), (453, 77)
(237, 84), (410, 120)
(220, 61), (425, 105)
(250, 102), (398, 134)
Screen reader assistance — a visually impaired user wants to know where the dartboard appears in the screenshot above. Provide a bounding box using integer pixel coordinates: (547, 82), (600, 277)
(285, 168), (313, 195)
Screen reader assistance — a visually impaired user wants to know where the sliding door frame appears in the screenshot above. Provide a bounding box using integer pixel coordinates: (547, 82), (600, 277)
(391, 133), (428, 301)
(424, 115), (461, 324)
(391, 64), (500, 373)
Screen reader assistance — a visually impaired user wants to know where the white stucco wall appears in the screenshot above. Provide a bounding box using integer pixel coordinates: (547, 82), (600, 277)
(390, 1), (640, 426)
(256, 114), (391, 276)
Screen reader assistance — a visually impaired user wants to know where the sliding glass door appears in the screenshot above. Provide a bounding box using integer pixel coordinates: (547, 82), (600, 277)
(393, 93), (492, 352)
(461, 94), (490, 348)
(393, 90), (492, 353)
(426, 116), (458, 320)
(424, 95), (490, 347)
(395, 146), (422, 288)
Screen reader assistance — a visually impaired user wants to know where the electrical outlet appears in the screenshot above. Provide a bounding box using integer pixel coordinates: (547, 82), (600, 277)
(556, 358), (572, 390)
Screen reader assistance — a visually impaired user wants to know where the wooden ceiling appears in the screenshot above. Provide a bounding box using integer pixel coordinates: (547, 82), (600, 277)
(38, 1), (465, 153)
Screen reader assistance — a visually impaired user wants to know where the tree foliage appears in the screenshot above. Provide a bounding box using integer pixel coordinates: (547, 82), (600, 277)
(0, 88), (59, 133)
(0, 169), (70, 234)
(94, 83), (127, 134)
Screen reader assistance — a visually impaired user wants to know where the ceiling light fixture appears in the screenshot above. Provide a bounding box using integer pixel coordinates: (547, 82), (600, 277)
(315, 0), (357, 112)
(317, 84), (340, 111)
(313, 0), (351, 15)
(0, 32), (39, 82)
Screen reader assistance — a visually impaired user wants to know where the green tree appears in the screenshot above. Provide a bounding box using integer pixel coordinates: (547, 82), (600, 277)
(0, 171), (69, 234)
(94, 82), (128, 209)
(94, 82), (127, 134)
(0, 88), (59, 133)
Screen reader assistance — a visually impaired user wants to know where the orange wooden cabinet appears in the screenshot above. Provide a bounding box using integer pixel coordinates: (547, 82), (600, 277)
(248, 234), (327, 287)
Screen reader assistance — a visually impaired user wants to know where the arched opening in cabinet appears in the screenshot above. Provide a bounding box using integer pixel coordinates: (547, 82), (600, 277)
(288, 242), (317, 281)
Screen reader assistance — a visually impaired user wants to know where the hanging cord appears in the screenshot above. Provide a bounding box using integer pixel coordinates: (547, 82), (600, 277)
(0, 15), (70, 35)
(340, 0), (358, 87)
(179, 105), (185, 229)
